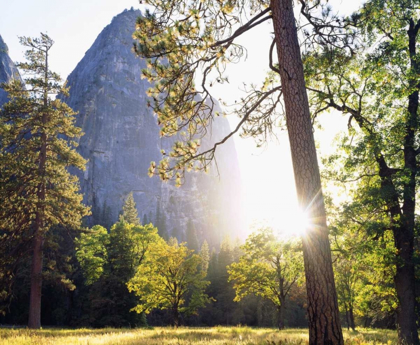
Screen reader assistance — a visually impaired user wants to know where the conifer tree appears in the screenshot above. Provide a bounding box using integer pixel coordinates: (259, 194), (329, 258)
(186, 219), (199, 252)
(155, 201), (168, 240)
(76, 221), (160, 327)
(0, 34), (90, 329)
(172, 227), (185, 242)
(120, 192), (140, 225)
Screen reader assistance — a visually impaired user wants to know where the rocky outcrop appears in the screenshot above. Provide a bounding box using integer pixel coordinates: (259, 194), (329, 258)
(0, 35), (21, 106)
(62, 9), (243, 246)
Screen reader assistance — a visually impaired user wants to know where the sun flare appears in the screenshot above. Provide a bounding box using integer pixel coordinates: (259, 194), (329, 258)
(273, 206), (310, 239)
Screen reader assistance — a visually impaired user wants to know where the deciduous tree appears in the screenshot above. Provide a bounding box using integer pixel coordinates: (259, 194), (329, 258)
(304, 1), (420, 342)
(228, 228), (303, 329)
(128, 238), (211, 327)
(75, 225), (109, 285)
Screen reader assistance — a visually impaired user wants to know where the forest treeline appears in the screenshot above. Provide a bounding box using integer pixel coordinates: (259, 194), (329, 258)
(0, 190), (413, 330)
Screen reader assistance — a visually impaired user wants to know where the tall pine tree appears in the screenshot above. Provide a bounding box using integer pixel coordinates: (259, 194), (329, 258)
(0, 34), (90, 328)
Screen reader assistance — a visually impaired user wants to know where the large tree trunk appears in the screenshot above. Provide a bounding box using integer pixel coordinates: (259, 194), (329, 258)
(270, 0), (343, 343)
(390, 20), (420, 345)
(394, 224), (419, 344)
(28, 229), (44, 329)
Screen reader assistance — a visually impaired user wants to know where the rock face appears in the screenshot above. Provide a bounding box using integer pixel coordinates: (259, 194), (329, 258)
(62, 9), (243, 246)
(0, 35), (21, 106)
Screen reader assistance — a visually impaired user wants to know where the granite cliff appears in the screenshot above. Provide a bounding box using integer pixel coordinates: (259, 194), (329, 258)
(62, 9), (243, 245)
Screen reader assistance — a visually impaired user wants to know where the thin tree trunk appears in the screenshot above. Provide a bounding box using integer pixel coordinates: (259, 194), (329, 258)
(345, 307), (350, 331)
(270, 0), (343, 344)
(348, 306), (356, 332)
(364, 317), (369, 328)
(173, 306), (179, 328)
(278, 304), (285, 330)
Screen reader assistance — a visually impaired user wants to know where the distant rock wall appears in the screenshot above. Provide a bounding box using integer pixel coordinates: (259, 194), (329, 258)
(0, 35), (21, 106)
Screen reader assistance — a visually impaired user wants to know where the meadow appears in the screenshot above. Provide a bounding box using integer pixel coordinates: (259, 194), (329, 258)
(0, 326), (397, 345)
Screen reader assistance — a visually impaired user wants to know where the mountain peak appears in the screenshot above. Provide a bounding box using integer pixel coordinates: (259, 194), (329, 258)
(110, 8), (141, 28)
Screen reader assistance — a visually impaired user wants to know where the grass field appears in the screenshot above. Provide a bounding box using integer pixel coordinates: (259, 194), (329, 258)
(0, 326), (397, 345)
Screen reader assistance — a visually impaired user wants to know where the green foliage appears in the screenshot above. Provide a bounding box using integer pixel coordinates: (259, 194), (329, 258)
(228, 228), (303, 326)
(128, 239), (212, 326)
(120, 192), (140, 225)
(330, 212), (398, 327)
(75, 225), (109, 285)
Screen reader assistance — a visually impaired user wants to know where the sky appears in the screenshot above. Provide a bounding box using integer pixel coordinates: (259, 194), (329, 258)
(0, 0), (364, 239)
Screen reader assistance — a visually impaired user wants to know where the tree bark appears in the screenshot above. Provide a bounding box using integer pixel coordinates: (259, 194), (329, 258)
(270, 0), (343, 344)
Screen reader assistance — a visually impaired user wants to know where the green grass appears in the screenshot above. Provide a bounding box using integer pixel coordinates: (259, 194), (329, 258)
(0, 326), (398, 345)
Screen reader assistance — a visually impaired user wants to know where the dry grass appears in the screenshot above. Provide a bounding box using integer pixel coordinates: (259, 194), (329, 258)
(0, 326), (398, 345)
